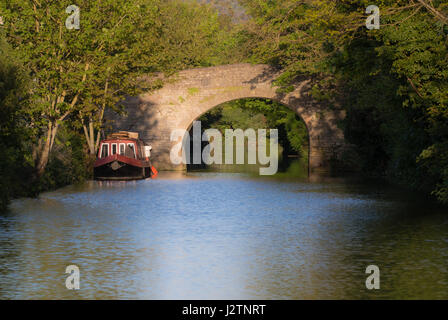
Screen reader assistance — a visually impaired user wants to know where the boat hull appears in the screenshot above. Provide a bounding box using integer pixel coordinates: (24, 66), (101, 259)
(94, 154), (152, 181)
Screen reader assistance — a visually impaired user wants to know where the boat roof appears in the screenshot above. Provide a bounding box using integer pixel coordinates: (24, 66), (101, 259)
(101, 138), (140, 142)
(107, 131), (139, 140)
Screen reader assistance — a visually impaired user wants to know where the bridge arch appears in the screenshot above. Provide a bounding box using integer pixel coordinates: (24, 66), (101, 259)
(109, 64), (349, 174)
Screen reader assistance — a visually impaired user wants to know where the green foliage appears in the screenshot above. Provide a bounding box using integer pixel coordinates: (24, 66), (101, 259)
(0, 0), (239, 168)
(240, 0), (448, 203)
(0, 33), (90, 207)
(38, 125), (91, 192)
(198, 98), (309, 159)
(0, 34), (32, 210)
(0, 0), (244, 209)
(2, 0), (448, 206)
(340, 3), (448, 202)
(233, 99), (309, 158)
(284, 112), (308, 156)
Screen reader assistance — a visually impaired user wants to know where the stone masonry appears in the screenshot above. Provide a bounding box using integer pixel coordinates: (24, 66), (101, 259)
(107, 63), (349, 174)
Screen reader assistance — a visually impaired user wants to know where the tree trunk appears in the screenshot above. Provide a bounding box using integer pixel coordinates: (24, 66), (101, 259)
(83, 120), (96, 155)
(82, 79), (108, 157)
(35, 121), (59, 177)
(95, 129), (101, 154)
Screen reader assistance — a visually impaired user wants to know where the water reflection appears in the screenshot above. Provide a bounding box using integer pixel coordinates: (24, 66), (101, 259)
(0, 172), (447, 299)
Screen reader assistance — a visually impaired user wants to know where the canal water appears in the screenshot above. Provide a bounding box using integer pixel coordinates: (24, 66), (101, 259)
(1, 172), (447, 299)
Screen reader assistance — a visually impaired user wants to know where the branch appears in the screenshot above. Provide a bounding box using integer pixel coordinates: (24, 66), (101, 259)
(31, 0), (40, 33)
(382, 6), (423, 27)
(415, 0), (448, 24)
(407, 76), (424, 99)
(61, 62), (90, 121)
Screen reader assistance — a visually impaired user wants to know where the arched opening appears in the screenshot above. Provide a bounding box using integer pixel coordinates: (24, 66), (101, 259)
(185, 98), (310, 177)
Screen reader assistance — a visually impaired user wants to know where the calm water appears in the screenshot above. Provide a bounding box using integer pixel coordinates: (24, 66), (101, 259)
(1, 172), (447, 299)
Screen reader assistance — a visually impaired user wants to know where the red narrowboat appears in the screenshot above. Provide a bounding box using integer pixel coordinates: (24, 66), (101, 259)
(94, 131), (158, 180)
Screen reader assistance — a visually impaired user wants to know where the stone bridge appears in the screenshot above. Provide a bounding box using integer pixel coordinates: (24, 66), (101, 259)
(108, 63), (350, 174)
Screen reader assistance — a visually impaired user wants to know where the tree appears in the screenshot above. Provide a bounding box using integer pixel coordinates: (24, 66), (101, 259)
(198, 98), (309, 160)
(1, 1), (178, 173)
(1, 0), (240, 176)
(76, 0), (240, 157)
(239, 0), (448, 203)
(0, 33), (31, 209)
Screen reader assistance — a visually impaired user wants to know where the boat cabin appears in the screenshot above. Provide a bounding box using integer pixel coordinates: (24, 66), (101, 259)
(98, 139), (151, 160)
(93, 131), (156, 180)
